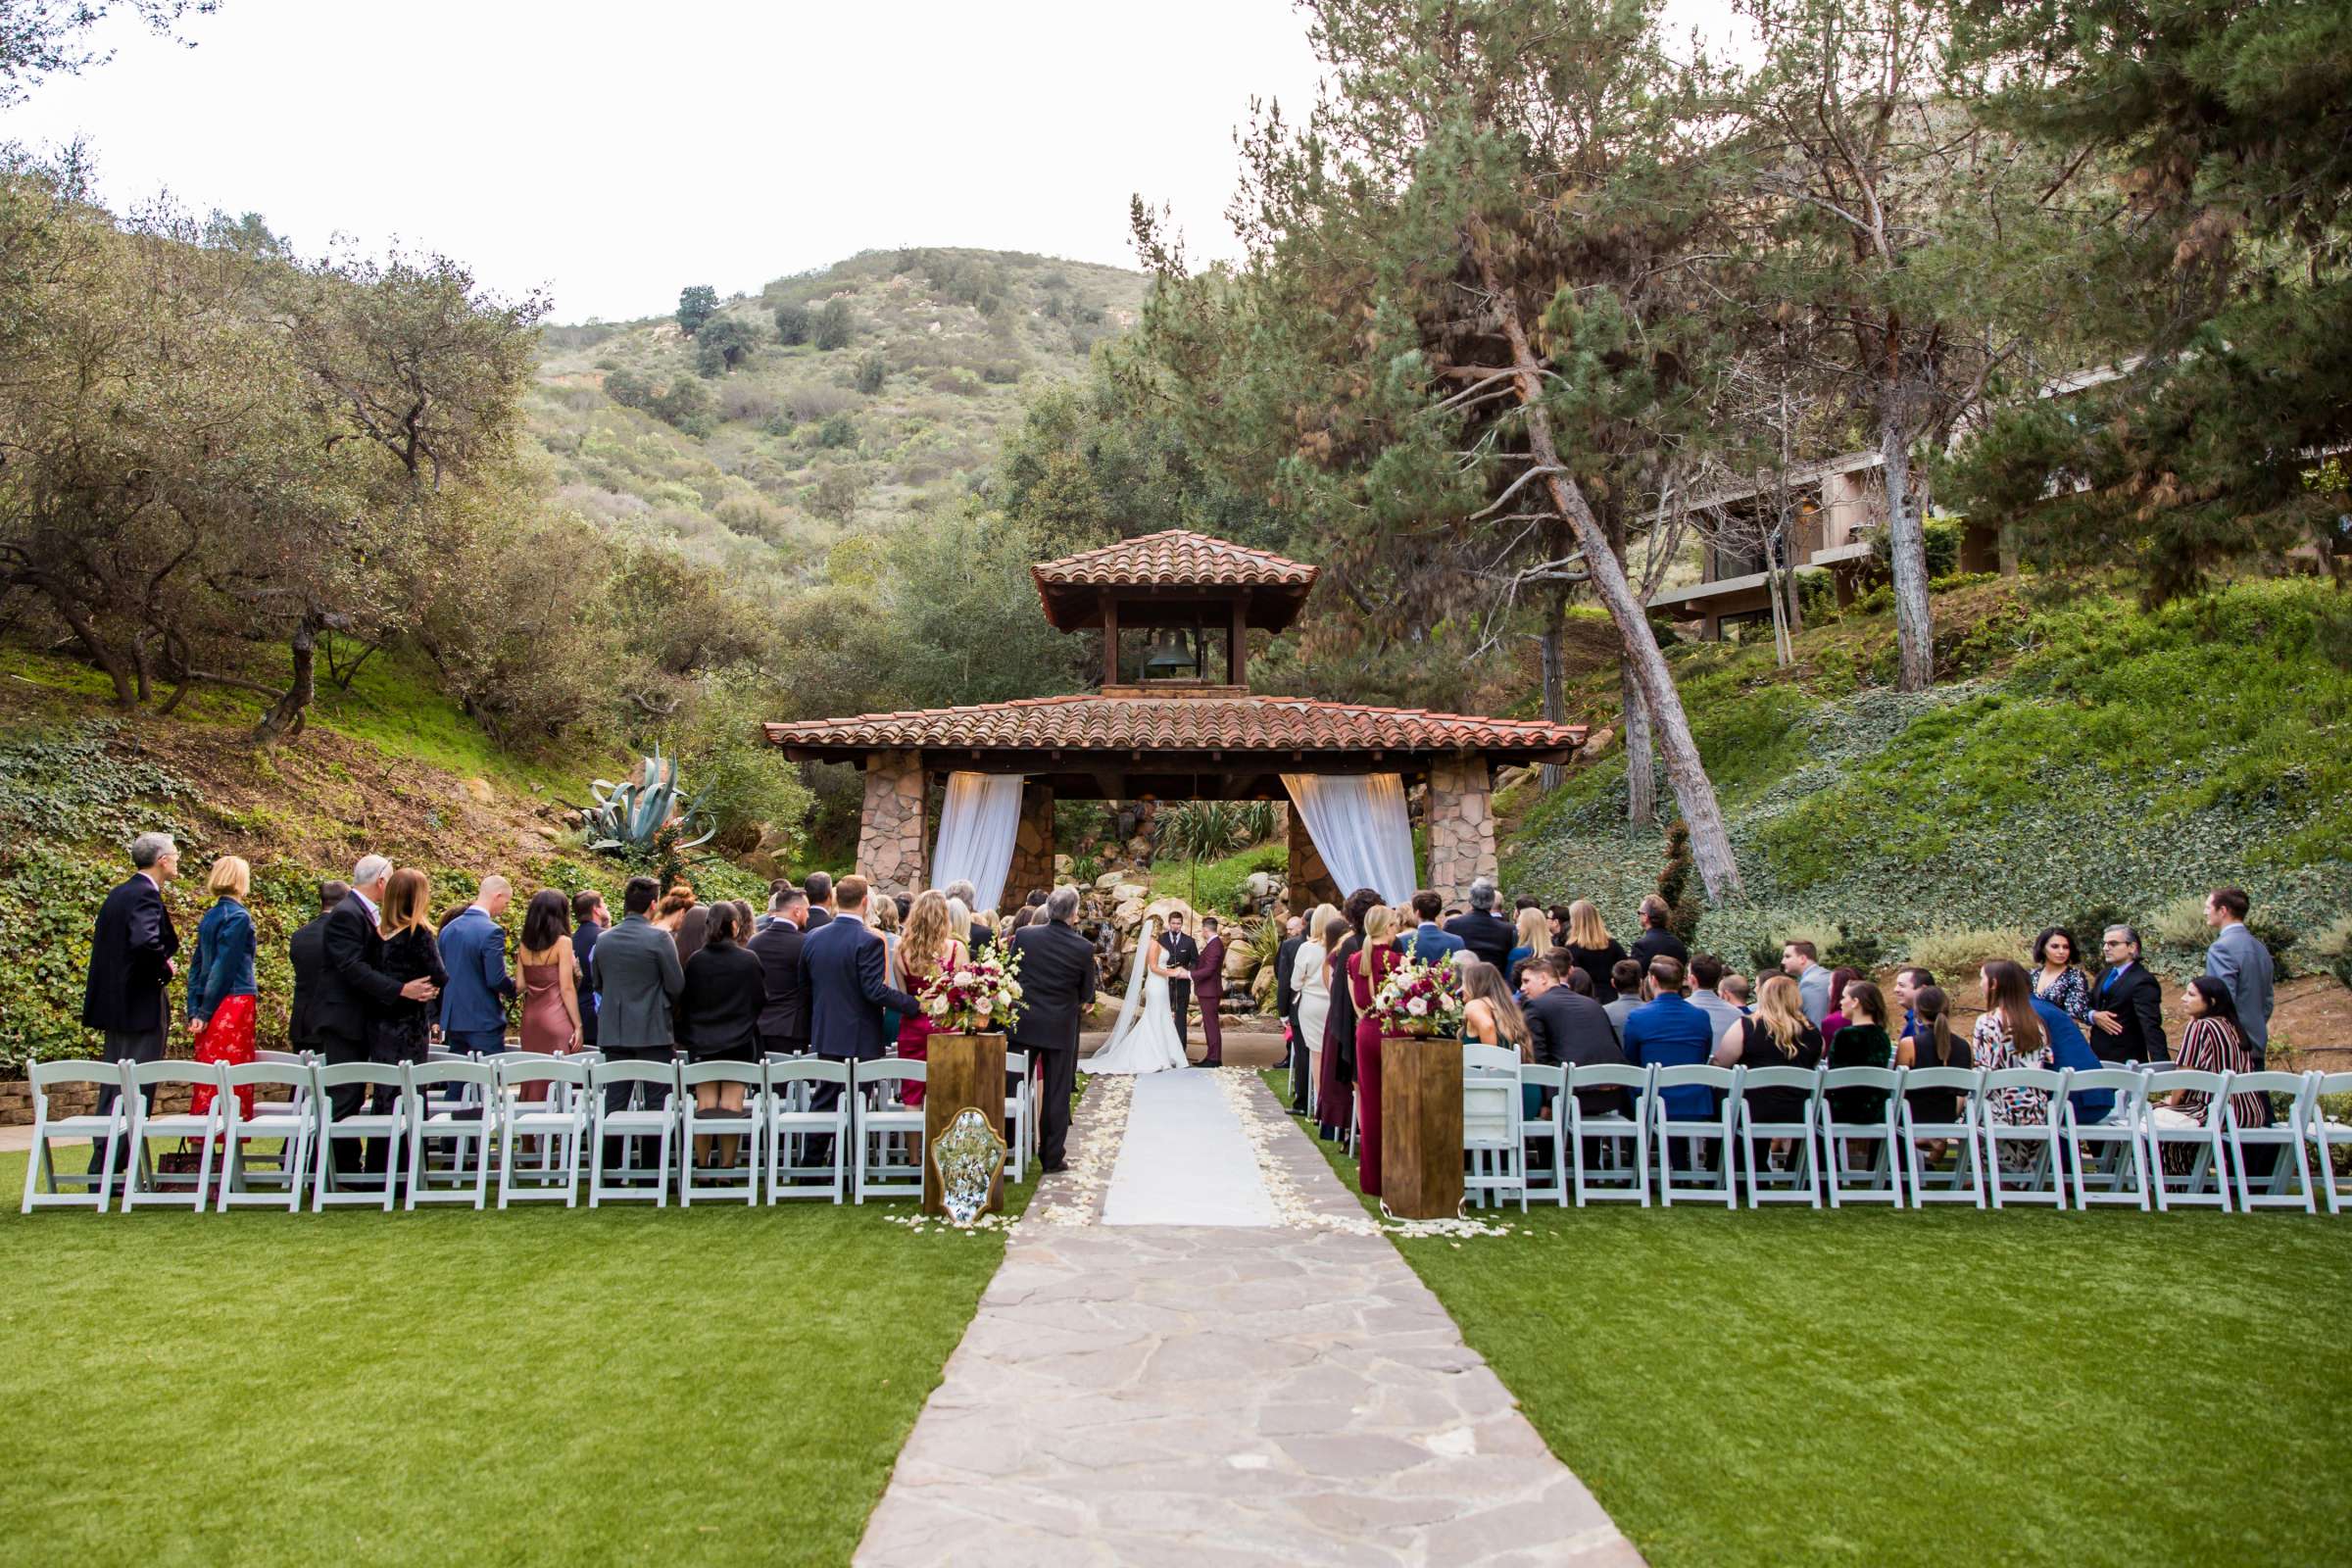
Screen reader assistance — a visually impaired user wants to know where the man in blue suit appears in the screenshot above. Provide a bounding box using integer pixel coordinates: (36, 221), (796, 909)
(798, 874), (921, 1161)
(1618, 956), (1718, 1131)
(437, 874), (515, 1056)
(1403, 891), (1465, 962)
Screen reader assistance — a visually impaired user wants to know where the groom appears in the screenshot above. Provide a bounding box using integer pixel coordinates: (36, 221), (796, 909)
(1190, 916), (1226, 1068)
(1158, 912), (1199, 1047)
(1008, 887), (1099, 1173)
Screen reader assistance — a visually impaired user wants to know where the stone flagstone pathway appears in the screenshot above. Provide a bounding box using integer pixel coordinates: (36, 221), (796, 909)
(854, 1069), (1640, 1567)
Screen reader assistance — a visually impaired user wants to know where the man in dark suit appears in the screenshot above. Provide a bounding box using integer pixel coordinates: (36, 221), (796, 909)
(1444, 878), (1514, 972)
(286, 879), (348, 1055)
(748, 886), (810, 1054)
(799, 875), (921, 1161)
(589, 876), (684, 1168)
(1520, 953), (1633, 1122)
(315, 856), (439, 1171)
(1009, 887), (1099, 1173)
(1273, 915), (1308, 1111)
(1628, 894), (1690, 972)
(2090, 924), (2169, 1063)
(569, 890), (608, 1049)
(1190, 916), (1227, 1068)
(81, 831), (183, 1177)
(801, 870), (835, 932)
(1159, 912), (1199, 1048)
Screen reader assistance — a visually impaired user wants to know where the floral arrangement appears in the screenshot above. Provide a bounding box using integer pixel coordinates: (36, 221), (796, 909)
(1368, 950), (1467, 1039)
(919, 944), (1024, 1035)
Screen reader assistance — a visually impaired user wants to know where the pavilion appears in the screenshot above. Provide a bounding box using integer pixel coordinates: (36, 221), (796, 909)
(761, 529), (1584, 910)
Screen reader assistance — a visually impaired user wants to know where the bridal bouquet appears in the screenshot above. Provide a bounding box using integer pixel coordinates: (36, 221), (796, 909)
(920, 944), (1024, 1035)
(1368, 950), (1467, 1040)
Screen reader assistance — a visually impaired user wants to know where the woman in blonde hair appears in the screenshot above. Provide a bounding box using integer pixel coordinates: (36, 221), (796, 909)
(1562, 899), (1628, 1001)
(1290, 904), (1339, 1120)
(1506, 906), (1553, 990)
(1343, 903), (1406, 1196)
(1714, 972), (1823, 1147)
(186, 855), (260, 1128)
(895, 891), (969, 1107)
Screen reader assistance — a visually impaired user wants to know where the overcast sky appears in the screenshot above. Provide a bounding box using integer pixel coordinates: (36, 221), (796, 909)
(8, 0), (1737, 323)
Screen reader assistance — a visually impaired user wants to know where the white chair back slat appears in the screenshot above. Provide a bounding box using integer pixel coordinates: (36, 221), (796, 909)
(1738, 1065), (1824, 1209)
(1899, 1067), (1986, 1208)
(1819, 1066), (1905, 1209)
(1650, 1064), (1741, 1209)
(1567, 1062), (1652, 1208)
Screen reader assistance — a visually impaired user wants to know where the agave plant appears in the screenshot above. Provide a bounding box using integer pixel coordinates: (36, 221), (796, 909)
(1158, 800), (1278, 861)
(585, 743), (715, 854)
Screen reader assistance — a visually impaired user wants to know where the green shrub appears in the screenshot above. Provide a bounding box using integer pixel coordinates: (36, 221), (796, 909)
(854, 352), (886, 395)
(814, 297), (854, 351)
(1900, 924), (2026, 982)
(773, 301), (809, 345)
(2312, 914), (2352, 987)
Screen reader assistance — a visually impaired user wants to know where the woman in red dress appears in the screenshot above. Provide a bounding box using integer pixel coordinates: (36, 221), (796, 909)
(185, 855), (260, 1138)
(1346, 903), (1405, 1197)
(894, 890), (969, 1107)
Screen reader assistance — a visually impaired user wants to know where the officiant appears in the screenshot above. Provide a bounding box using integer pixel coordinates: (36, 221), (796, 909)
(1158, 911), (1199, 1044)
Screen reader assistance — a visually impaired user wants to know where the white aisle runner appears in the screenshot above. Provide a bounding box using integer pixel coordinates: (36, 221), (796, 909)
(1101, 1069), (1279, 1227)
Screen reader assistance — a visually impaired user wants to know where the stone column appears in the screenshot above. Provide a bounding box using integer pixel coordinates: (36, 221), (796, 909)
(1425, 756), (1498, 908)
(856, 749), (927, 898)
(1286, 799), (1341, 912)
(1003, 781), (1055, 906)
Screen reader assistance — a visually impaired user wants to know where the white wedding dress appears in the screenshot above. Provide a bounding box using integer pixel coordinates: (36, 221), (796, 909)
(1082, 916), (1191, 1075)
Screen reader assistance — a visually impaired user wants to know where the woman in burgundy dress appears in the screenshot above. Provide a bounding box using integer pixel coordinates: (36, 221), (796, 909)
(894, 891), (968, 1107)
(515, 891), (583, 1102)
(1346, 903), (1406, 1198)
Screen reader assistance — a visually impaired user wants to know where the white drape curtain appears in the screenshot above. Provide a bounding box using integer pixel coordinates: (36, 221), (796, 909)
(930, 771), (1023, 913)
(1281, 772), (1417, 905)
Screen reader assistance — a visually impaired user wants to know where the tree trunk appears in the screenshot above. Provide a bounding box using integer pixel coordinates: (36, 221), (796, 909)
(1474, 239), (1741, 899)
(1620, 656), (1654, 827)
(251, 619), (318, 743)
(1765, 525), (1793, 666)
(1538, 589), (1567, 793)
(1880, 408), (1935, 692)
(1997, 522), (2021, 579)
(30, 574), (138, 707)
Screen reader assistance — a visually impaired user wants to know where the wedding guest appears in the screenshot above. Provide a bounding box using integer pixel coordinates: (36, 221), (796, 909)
(371, 869), (447, 1149)
(1506, 906), (1552, 988)
(802, 870), (835, 930)
(2152, 976), (2268, 1168)
(1628, 895), (1689, 971)
(2030, 980), (2115, 1125)
(438, 874), (514, 1058)
(1407, 891), (1464, 961)
(1317, 889), (1379, 1143)
(287, 879), (348, 1056)
(1564, 900), (1629, 1001)
(2090, 924), (2168, 1063)
(895, 891), (969, 1107)
(1521, 954), (1630, 1120)
(1687, 953), (1744, 1043)
(1345, 903), (1407, 1195)
(869, 887), (905, 1049)
(514, 891), (583, 1103)
(1274, 914), (1307, 1108)
(1720, 973), (1752, 1011)
(1975, 959), (2054, 1132)
(1443, 877), (1514, 971)
(1005, 888), (1097, 1173)
(1714, 974), (1823, 1127)
(1293, 906), (1339, 1119)
(1620, 957), (1715, 1124)
(660, 885), (708, 966)
(1546, 904), (1572, 946)
(893, 891), (911, 924)
(1896, 984), (1973, 1131)
(592, 876), (686, 1164)
(81, 831), (181, 1176)
(1892, 965), (1936, 1041)
(317, 857), (436, 1174)
(1459, 957), (1537, 1119)
(1602, 960), (1644, 1037)
(2032, 927), (2092, 1030)
(755, 880), (792, 934)
(570, 890), (608, 1049)
(1820, 966), (1864, 1053)
(1008, 905), (1037, 933)
(943, 878), (992, 956)
(749, 886), (810, 1055)
(1783, 940), (1832, 1025)
(678, 901), (761, 1168)
(183, 855), (259, 1133)
(2204, 887), (2275, 1066)
(1827, 978), (1894, 1127)
(799, 876), (922, 1166)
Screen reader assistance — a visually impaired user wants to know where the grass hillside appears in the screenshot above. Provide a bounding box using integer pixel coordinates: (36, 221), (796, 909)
(528, 248), (1148, 596)
(1500, 572), (2352, 992)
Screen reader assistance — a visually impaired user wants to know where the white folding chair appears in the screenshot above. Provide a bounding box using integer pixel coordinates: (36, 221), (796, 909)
(765, 1055), (850, 1203)
(2225, 1070), (2318, 1214)
(402, 1059), (498, 1209)
(1004, 1050), (1033, 1181)
(1900, 1067), (1987, 1207)
(1519, 1062), (1566, 1206)
(1738, 1064), (1824, 1208)
(589, 1058), (678, 1207)
(497, 1055), (593, 1207)
(854, 1058), (926, 1203)
(20, 1059), (130, 1212)
(1820, 1066), (1906, 1208)
(1983, 1067), (2072, 1209)
(120, 1060), (224, 1211)
(1651, 1064), (1741, 1208)
(1568, 1062), (1651, 1206)
(2146, 1069), (2234, 1212)
(2061, 1068), (2152, 1211)
(1462, 1044), (1526, 1211)
(680, 1060), (765, 1206)
(217, 1059), (317, 1211)
(311, 1061), (406, 1210)
(2310, 1071), (2352, 1216)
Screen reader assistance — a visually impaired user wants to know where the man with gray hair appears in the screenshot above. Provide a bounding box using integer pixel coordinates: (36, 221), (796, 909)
(81, 832), (183, 1178)
(313, 856), (437, 1173)
(1007, 886), (1099, 1172)
(942, 877), (993, 955)
(1444, 875), (1515, 972)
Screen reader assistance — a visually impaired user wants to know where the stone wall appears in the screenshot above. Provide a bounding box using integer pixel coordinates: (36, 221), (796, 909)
(1003, 782), (1055, 907)
(856, 749), (928, 898)
(1286, 806), (1341, 913)
(1425, 756), (1498, 908)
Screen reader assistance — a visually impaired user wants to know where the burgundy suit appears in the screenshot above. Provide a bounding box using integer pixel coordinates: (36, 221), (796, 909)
(1191, 935), (1225, 1066)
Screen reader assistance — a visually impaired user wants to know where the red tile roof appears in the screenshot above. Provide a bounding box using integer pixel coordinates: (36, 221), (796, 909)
(762, 693), (1583, 760)
(1031, 529), (1319, 590)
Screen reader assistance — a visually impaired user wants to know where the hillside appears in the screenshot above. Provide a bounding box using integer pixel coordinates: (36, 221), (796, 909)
(527, 249), (1149, 598)
(1499, 572), (2352, 1007)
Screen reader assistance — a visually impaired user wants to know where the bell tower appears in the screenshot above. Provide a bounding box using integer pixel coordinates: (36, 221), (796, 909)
(1027, 529), (1320, 697)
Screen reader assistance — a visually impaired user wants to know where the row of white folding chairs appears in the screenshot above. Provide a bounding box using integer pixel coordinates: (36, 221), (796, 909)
(1480, 1059), (2351, 1214)
(20, 1048), (1034, 1212)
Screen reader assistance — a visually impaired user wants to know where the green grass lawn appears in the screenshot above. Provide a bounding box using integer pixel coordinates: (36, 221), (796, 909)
(1, 1148), (1017, 1567)
(1266, 1072), (2352, 1566)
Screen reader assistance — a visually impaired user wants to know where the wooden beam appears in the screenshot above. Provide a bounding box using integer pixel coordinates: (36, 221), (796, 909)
(1102, 596), (1119, 688)
(1228, 596), (1247, 685)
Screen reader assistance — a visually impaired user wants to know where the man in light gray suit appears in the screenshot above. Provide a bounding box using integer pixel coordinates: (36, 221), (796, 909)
(2204, 886), (2276, 1066)
(589, 875), (685, 1157)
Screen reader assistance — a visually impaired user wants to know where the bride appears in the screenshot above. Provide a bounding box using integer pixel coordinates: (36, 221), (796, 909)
(1082, 914), (1192, 1075)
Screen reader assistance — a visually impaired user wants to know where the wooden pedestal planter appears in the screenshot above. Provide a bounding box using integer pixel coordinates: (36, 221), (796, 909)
(921, 1032), (1007, 1217)
(1380, 1033), (1463, 1220)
